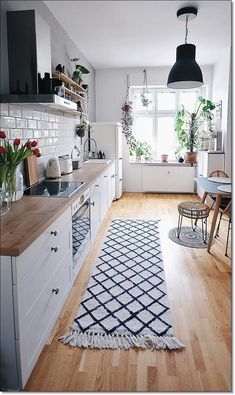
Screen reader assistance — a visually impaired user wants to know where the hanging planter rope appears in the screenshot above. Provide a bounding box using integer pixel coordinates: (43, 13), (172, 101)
(121, 74), (136, 149)
(140, 69), (151, 107)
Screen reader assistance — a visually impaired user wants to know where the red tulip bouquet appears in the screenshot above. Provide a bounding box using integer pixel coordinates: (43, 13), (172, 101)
(0, 131), (41, 202)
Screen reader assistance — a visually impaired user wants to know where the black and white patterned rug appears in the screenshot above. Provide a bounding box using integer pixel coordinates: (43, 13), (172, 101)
(60, 219), (184, 350)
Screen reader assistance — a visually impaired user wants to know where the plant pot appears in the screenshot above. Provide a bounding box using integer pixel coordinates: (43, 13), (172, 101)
(136, 155), (142, 163)
(161, 154), (168, 163)
(185, 151), (198, 164)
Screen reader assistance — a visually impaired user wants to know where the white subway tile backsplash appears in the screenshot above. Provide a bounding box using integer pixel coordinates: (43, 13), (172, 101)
(42, 130), (49, 137)
(2, 116), (16, 128)
(46, 137), (53, 145)
(52, 123), (59, 130)
(49, 114), (56, 122)
(32, 110), (41, 120)
(0, 104), (8, 116)
(16, 118), (27, 128)
(28, 119), (38, 129)
(41, 112), (49, 121)
(42, 147), (49, 155)
(23, 129), (33, 139)
(9, 105), (21, 117)
(49, 146), (56, 153)
(37, 120), (46, 129)
(46, 122), (52, 129)
(10, 129), (22, 139)
(2, 104), (78, 178)
(38, 138), (46, 147)
(22, 108), (33, 119)
(33, 130), (41, 138)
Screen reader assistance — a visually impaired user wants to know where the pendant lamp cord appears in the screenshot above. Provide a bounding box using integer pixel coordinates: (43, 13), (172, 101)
(126, 74), (130, 101)
(185, 15), (189, 44)
(143, 69), (147, 92)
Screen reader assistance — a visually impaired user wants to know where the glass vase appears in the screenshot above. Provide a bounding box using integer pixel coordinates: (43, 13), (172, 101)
(0, 186), (10, 216)
(4, 166), (24, 204)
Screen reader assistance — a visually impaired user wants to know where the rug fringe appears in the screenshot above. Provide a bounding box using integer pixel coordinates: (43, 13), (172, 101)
(59, 326), (185, 351)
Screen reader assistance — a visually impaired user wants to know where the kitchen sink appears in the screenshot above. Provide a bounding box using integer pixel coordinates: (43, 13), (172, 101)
(84, 159), (111, 164)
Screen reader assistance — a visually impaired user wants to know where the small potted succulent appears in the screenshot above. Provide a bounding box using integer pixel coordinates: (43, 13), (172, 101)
(70, 58), (90, 85)
(75, 121), (87, 144)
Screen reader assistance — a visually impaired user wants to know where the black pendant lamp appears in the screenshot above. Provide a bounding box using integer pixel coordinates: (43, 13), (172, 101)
(167, 7), (203, 89)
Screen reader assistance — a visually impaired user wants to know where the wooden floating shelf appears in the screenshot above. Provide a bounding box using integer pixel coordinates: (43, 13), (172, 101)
(53, 72), (87, 93)
(64, 87), (85, 102)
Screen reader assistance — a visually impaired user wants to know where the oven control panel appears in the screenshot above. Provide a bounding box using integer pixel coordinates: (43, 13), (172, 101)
(71, 189), (90, 216)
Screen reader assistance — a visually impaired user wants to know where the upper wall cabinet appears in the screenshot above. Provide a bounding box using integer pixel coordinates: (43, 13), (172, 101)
(1, 10), (87, 116)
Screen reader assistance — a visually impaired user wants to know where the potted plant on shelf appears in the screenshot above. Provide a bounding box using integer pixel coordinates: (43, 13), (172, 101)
(70, 58), (90, 85)
(175, 96), (215, 165)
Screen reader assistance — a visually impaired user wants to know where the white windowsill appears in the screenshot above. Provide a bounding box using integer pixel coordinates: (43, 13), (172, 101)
(129, 160), (197, 167)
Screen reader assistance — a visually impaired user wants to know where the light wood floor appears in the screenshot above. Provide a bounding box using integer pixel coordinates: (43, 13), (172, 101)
(25, 193), (231, 391)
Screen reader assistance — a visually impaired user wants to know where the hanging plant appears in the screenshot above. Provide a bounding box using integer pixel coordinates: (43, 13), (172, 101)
(140, 69), (151, 107)
(121, 74), (135, 146)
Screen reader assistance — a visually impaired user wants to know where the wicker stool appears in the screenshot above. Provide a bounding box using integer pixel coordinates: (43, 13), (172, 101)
(177, 201), (210, 243)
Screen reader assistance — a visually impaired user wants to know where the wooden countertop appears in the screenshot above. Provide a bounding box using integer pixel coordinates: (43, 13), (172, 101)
(0, 161), (114, 257)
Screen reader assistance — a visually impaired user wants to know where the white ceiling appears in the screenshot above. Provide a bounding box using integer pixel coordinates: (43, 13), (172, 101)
(44, 0), (231, 69)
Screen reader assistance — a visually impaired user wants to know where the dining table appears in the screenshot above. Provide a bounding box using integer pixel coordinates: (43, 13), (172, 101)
(194, 177), (232, 253)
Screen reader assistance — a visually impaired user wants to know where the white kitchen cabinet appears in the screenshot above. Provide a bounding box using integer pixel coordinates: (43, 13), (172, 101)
(90, 182), (100, 242)
(108, 164), (116, 207)
(142, 165), (195, 193)
(1, 164), (116, 391)
(197, 151), (225, 197)
(99, 173), (109, 222)
(0, 208), (72, 390)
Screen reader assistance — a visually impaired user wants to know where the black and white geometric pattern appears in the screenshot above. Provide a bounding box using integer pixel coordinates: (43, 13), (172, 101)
(72, 217), (90, 257)
(60, 219), (184, 350)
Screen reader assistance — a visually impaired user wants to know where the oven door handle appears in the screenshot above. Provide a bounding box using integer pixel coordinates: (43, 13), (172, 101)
(73, 200), (90, 218)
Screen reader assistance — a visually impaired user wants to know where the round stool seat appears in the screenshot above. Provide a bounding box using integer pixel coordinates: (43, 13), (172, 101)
(178, 201), (210, 219)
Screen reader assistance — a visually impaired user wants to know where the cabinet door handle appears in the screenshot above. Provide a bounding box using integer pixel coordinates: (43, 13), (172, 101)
(90, 201), (95, 206)
(111, 174), (115, 178)
(104, 175), (107, 178)
(51, 246), (58, 253)
(167, 171), (170, 174)
(119, 157), (123, 160)
(51, 230), (58, 236)
(120, 178), (123, 181)
(95, 184), (99, 187)
(52, 288), (59, 295)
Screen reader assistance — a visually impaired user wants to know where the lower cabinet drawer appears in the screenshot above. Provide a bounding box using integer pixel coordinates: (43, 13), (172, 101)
(14, 208), (71, 283)
(17, 252), (71, 387)
(15, 221), (71, 321)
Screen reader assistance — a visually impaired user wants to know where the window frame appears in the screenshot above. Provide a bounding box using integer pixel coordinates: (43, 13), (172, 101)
(129, 85), (205, 161)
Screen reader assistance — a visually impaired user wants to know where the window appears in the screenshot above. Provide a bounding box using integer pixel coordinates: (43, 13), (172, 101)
(130, 86), (203, 161)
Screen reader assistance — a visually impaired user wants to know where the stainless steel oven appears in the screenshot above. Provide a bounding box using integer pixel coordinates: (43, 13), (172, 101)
(71, 189), (91, 273)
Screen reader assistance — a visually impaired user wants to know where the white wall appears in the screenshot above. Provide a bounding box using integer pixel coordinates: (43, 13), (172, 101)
(212, 48), (231, 175)
(95, 66), (214, 192)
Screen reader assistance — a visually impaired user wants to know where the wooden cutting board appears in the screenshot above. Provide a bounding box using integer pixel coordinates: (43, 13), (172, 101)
(24, 155), (39, 187)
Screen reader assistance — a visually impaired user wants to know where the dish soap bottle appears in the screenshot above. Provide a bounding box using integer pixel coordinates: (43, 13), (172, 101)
(71, 145), (81, 170)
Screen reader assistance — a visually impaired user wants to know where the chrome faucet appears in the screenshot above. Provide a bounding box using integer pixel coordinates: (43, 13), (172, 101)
(83, 138), (98, 161)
